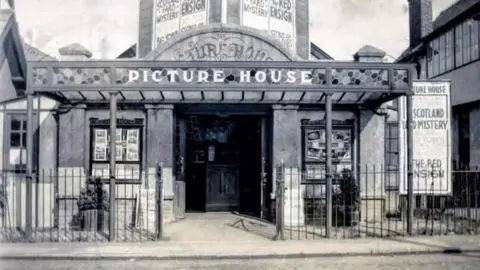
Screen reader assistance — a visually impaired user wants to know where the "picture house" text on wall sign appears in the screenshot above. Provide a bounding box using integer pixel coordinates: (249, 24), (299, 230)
(127, 68), (321, 84)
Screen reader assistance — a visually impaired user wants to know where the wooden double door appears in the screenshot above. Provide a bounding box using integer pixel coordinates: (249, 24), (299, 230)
(175, 115), (270, 217)
(205, 164), (240, 212)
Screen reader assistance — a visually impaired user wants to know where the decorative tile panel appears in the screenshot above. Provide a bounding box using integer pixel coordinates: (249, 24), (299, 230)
(331, 68), (389, 87)
(392, 69), (409, 88)
(115, 68), (328, 85)
(52, 68), (111, 85)
(32, 68), (48, 85)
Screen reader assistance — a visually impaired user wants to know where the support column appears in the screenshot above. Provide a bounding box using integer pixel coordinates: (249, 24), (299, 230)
(145, 104), (175, 224)
(25, 93), (34, 238)
(272, 104), (303, 227)
(406, 93), (414, 235)
(272, 104), (301, 167)
(58, 104), (87, 205)
(325, 93), (333, 238)
(109, 93), (117, 241)
(358, 109), (385, 222)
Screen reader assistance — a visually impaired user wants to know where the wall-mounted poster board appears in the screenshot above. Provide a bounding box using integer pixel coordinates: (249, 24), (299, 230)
(240, 0), (296, 53)
(89, 118), (143, 182)
(153, 0), (209, 48)
(398, 80), (452, 195)
(301, 119), (354, 183)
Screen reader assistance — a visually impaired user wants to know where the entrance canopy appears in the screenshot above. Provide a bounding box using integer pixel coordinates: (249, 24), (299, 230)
(27, 60), (413, 106)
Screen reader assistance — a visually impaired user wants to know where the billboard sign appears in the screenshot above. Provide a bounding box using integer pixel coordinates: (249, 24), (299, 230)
(399, 80), (452, 195)
(153, 0), (208, 48)
(241, 0), (296, 52)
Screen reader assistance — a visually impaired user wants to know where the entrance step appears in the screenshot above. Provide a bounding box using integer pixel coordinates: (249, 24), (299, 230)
(164, 212), (271, 242)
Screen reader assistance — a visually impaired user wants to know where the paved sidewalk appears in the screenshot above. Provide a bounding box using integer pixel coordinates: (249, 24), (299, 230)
(1, 235), (479, 260)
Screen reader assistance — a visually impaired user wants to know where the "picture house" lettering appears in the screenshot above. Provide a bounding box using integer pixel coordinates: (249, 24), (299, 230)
(127, 69), (315, 84)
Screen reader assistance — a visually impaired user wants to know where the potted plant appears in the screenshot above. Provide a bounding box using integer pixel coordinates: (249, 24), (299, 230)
(72, 177), (109, 231)
(333, 169), (360, 226)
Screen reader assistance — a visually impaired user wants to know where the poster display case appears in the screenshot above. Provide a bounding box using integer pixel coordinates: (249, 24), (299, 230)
(301, 119), (354, 183)
(89, 118), (143, 183)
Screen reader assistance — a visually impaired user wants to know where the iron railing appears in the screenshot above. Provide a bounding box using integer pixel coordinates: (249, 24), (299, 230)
(0, 165), (164, 243)
(273, 164), (480, 240)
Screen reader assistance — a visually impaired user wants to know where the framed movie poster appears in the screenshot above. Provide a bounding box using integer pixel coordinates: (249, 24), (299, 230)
(126, 129), (140, 161)
(331, 130), (352, 163)
(127, 129), (139, 144)
(94, 129), (108, 161)
(116, 145), (123, 161)
(116, 129), (123, 143)
(304, 129), (352, 163)
(126, 147), (139, 161)
(95, 129), (107, 144)
(305, 130), (325, 161)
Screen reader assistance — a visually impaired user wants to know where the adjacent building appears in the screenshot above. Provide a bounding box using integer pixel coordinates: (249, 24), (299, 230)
(395, 0), (480, 167)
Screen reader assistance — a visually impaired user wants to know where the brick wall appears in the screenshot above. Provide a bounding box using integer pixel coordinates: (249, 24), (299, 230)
(408, 0), (433, 48)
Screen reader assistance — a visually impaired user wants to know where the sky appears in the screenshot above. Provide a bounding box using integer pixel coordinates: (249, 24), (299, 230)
(13, 0), (458, 60)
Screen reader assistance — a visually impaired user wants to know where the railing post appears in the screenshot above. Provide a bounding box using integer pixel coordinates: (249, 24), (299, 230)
(406, 93), (414, 235)
(109, 92), (117, 241)
(156, 163), (164, 239)
(274, 162), (285, 240)
(260, 157), (267, 220)
(26, 93), (34, 240)
(325, 93), (333, 238)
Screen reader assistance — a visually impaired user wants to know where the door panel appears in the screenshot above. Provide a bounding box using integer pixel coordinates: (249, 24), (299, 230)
(206, 165), (240, 211)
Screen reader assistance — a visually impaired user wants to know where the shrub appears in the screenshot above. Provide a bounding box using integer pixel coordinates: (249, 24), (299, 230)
(333, 169), (360, 226)
(70, 177), (109, 230)
(77, 177), (109, 211)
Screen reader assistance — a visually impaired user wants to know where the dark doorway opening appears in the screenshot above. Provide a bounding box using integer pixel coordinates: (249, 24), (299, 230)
(180, 115), (264, 217)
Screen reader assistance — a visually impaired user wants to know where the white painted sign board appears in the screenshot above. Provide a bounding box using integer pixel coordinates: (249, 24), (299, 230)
(241, 0), (296, 52)
(135, 188), (158, 229)
(399, 81), (452, 195)
(153, 0), (209, 48)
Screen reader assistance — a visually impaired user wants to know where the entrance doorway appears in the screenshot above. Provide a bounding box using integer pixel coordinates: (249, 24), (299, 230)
(176, 115), (268, 218)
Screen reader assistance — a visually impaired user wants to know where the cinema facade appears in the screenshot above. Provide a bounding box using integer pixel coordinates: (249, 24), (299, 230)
(0, 1), (415, 240)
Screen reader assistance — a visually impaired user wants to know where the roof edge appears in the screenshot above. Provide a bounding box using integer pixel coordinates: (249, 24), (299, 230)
(310, 43), (334, 60)
(425, 0), (480, 41)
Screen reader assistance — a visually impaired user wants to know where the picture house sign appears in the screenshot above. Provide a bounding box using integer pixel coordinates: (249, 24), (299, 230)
(172, 35), (275, 61)
(127, 68), (323, 85)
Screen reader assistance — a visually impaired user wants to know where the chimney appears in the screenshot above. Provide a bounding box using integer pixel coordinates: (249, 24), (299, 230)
(353, 45), (386, 63)
(408, 0), (433, 48)
(58, 43), (92, 61)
